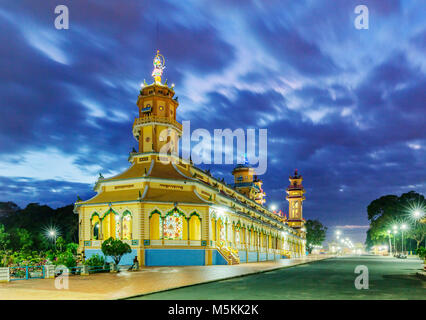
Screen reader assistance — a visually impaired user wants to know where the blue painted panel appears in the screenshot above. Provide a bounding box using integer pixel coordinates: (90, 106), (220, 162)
(259, 252), (267, 261)
(247, 251), (258, 262)
(238, 251), (247, 263)
(85, 249), (137, 265)
(145, 249), (205, 266)
(212, 250), (228, 265)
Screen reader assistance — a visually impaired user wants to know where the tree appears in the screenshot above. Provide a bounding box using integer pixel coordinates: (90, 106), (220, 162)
(305, 219), (327, 253)
(0, 224), (10, 251)
(9, 228), (33, 251)
(407, 222), (426, 249)
(56, 236), (66, 252)
(365, 191), (425, 249)
(101, 237), (131, 265)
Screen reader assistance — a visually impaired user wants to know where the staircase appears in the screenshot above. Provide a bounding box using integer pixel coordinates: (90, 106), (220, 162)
(217, 246), (240, 265)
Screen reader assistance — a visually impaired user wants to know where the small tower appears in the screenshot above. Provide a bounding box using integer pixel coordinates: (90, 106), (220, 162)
(286, 169), (306, 229)
(232, 157), (266, 203)
(253, 176), (266, 205)
(232, 163), (256, 200)
(132, 50), (182, 154)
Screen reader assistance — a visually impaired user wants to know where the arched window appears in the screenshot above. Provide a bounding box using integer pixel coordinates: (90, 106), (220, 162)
(216, 218), (225, 246)
(91, 214), (100, 240)
(163, 210), (185, 240)
(122, 211), (132, 240)
(234, 225), (240, 246)
(102, 210), (117, 239)
(149, 210), (162, 240)
(189, 213), (201, 240)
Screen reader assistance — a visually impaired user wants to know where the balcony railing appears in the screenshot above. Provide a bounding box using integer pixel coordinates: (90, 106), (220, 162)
(133, 116), (182, 131)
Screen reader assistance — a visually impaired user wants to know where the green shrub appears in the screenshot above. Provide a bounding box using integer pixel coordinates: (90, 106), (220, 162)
(84, 254), (105, 267)
(415, 246), (426, 260)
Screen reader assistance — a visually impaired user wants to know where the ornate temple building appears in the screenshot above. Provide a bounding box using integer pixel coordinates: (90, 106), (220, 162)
(74, 51), (306, 266)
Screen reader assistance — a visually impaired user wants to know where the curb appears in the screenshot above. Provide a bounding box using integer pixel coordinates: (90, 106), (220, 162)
(121, 256), (333, 300)
(416, 271), (426, 280)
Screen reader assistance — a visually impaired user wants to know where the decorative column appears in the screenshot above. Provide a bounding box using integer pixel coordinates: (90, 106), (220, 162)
(0, 268), (10, 282)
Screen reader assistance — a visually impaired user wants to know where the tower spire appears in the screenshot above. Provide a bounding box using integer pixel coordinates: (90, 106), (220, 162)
(152, 50), (165, 84)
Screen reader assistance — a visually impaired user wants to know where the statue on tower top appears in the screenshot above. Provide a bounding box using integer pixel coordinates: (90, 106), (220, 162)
(152, 50), (165, 84)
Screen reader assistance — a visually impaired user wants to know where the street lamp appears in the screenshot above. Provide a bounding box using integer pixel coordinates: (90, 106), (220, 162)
(392, 227), (398, 254)
(412, 209), (424, 219)
(401, 224), (408, 254)
(46, 228), (58, 250)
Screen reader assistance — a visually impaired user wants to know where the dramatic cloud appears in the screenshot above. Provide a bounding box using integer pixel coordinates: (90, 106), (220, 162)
(0, 0), (425, 244)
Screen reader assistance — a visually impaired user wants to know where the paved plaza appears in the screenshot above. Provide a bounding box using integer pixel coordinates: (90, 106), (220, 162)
(0, 255), (330, 300)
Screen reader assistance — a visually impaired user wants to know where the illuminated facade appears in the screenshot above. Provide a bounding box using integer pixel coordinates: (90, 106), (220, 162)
(75, 51), (306, 266)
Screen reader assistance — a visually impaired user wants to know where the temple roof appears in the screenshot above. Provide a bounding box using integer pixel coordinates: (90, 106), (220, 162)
(84, 189), (141, 204)
(143, 188), (206, 204)
(101, 160), (190, 183)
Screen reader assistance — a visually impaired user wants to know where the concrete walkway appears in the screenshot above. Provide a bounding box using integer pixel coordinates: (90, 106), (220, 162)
(0, 255), (332, 300)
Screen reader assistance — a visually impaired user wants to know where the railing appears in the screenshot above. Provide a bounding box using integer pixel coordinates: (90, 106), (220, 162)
(133, 116), (182, 131)
(87, 265), (110, 274)
(9, 266), (44, 281)
(217, 245), (240, 265)
(148, 239), (202, 246)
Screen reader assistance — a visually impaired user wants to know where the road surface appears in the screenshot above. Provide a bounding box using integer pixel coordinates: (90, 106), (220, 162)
(130, 255), (425, 300)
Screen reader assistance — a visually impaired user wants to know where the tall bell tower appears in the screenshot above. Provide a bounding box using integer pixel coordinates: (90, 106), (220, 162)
(132, 50), (182, 154)
(286, 169), (306, 229)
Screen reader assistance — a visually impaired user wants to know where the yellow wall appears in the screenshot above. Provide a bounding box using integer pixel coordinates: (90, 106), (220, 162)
(189, 215), (201, 240)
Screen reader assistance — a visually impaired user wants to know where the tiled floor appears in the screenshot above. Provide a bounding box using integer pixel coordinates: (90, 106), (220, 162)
(0, 255), (331, 300)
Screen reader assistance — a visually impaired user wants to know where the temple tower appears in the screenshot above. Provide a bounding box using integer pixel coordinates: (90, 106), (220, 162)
(232, 164), (256, 199)
(232, 160), (265, 204)
(132, 50), (182, 154)
(286, 169), (306, 229)
(253, 177), (266, 205)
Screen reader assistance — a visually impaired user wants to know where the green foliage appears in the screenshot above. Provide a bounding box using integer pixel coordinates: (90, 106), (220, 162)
(101, 237), (131, 265)
(407, 223), (426, 249)
(0, 224), (10, 250)
(84, 254), (105, 267)
(66, 242), (78, 255)
(415, 247), (426, 260)
(10, 228), (33, 252)
(0, 202), (78, 252)
(53, 243), (78, 268)
(305, 219), (327, 253)
(56, 236), (66, 252)
(365, 191), (425, 249)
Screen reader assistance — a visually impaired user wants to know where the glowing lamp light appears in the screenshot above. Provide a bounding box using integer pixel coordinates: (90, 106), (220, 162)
(270, 204), (277, 211)
(413, 209), (424, 219)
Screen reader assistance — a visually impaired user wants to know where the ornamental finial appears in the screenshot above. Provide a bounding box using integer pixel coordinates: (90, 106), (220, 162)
(152, 49), (165, 84)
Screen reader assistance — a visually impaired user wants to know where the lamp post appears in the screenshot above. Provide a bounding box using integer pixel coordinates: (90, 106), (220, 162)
(401, 224), (407, 254)
(412, 209), (425, 246)
(48, 229), (57, 250)
(392, 225), (398, 254)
